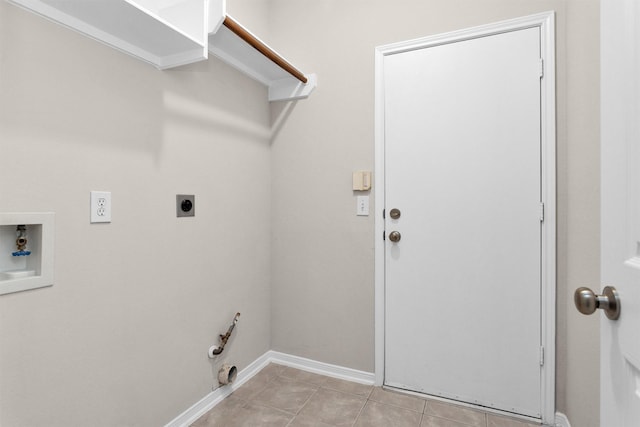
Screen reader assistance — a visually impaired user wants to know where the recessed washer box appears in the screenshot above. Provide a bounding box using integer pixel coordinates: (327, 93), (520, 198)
(0, 213), (54, 295)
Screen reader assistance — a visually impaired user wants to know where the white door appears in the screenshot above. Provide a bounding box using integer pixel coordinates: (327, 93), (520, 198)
(599, 1), (640, 425)
(383, 27), (544, 418)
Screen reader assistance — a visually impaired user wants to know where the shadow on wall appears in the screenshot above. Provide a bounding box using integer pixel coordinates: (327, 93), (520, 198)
(163, 90), (271, 141)
(1, 2), (285, 161)
(270, 100), (298, 144)
(162, 62), (300, 145)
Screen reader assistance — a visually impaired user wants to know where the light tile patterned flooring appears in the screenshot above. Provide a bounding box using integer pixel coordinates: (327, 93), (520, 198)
(192, 363), (540, 427)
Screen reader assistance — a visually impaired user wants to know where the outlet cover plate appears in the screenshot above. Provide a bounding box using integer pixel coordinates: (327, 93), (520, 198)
(90, 191), (111, 223)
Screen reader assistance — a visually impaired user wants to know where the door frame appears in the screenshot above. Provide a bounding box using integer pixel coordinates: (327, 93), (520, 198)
(374, 11), (556, 425)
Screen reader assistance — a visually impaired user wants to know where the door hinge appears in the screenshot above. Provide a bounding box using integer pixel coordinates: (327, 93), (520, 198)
(539, 58), (544, 78)
(540, 202), (545, 222)
(383, 230), (386, 240)
(540, 346), (545, 366)
(383, 209), (386, 219)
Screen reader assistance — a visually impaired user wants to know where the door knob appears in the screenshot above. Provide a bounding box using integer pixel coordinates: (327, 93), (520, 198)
(574, 286), (621, 320)
(388, 231), (401, 242)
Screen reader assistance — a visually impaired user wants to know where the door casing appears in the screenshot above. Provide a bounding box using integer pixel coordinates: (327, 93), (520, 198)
(374, 11), (556, 425)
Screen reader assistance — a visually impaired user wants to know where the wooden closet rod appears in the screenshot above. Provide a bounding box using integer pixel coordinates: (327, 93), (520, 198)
(223, 16), (308, 84)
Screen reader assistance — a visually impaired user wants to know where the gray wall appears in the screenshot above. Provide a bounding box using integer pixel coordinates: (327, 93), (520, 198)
(0, 2), (272, 426)
(0, 0), (600, 426)
(267, 1), (600, 426)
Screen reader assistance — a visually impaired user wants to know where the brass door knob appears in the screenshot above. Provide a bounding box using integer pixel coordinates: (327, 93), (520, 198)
(574, 286), (621, 320)
(388, 231), (401, 242)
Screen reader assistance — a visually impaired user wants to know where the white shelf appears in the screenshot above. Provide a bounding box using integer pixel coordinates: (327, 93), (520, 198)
(207, 16), (316, 101)
(8, 0), (209, 69)
(8, 0), (316, 101)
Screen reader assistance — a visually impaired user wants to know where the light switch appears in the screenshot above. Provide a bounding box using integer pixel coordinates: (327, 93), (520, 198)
(357, 196), (370, 216)
(353, 171), (372, 191)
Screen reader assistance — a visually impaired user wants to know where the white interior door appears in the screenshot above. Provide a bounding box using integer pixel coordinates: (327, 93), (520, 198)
(600, 1), (640, 425)
(383, 27), (544, 418)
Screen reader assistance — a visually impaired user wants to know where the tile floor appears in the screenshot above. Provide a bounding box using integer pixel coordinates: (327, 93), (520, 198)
(191, 363), (540, 427)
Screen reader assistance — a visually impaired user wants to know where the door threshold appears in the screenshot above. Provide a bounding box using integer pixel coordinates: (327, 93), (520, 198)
(382, 384), (543, 425)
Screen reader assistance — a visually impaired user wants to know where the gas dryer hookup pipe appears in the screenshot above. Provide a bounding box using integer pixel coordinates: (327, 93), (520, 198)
(209, 312), (240, 356)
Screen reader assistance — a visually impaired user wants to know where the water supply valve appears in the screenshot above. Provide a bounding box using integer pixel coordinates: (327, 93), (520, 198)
(12, 225), (31, 256)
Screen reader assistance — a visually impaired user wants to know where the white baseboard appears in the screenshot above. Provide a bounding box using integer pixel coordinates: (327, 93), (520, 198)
(165, 351), (375, 427)
(554, 412), (571, 427)
(164, 351), (272, 427)
(268, 351), (375, 385)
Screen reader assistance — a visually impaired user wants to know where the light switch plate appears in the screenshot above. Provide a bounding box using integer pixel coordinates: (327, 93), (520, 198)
(357, 196), (369, 216)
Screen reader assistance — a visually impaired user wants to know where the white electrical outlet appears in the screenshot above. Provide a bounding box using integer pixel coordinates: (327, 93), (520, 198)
(90, 191), (111, 223)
